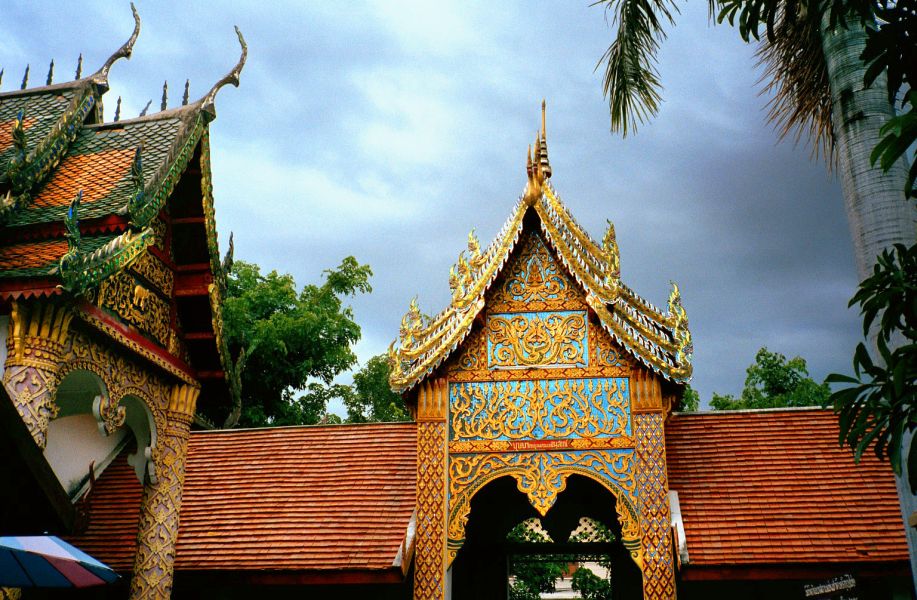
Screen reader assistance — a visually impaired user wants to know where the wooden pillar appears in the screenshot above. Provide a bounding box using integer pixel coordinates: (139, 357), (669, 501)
(414, 379), (448, 600)
(2, 301), (72, 449)
(129, 383), (199, 599)
(632, 370), (677, 600)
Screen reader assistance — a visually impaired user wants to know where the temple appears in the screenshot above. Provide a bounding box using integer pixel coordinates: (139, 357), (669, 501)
(0, 10), (911, 600)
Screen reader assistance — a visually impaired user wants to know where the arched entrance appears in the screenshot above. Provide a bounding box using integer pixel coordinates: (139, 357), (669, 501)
(451, 475), (642, 599)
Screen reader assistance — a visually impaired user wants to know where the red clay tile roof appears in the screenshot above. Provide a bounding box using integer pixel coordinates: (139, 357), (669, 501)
(0, 239), (68, 270)
(666, 407), (908, 567)
(70, 422), (417, 574)
(0, 117), (36, 155)
(32, 148), (134, 208)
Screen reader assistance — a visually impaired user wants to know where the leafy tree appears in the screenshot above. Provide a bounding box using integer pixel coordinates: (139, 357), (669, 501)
(507, 521), (564, 600)
(710, 347), (830, 410)
(344, 354), (410, 423)
(679, 384), (700, 412)
(595, 0), (917, 500)
(829, 244), (917, 489)
(572, 567), (613, 600)
(221, 258), (372, 428)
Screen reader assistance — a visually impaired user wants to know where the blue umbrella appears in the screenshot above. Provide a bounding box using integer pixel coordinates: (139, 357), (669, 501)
(0, 536), (119, 588)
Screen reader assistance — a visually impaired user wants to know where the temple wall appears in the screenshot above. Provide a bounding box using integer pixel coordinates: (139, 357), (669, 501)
(44, 414), (127, 496)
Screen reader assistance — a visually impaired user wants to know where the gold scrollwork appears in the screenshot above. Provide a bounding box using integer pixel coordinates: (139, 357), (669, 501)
(98, 270), (171, 347)
(489, 232), (578, 311)
(487, 311), (587, 369)
(129, 250), (174, 297)
(450, 378), (629, 441)
(446, 450), (641, 567)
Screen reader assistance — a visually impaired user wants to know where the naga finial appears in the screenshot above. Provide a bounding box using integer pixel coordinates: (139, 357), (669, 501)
(65, 190), (83, 252)
(198, 26), (247, 119)
(467, 229), (484, 271)
(92, 3), (141, 92)
(125, 145), (145, 225)
(160, 80), (168, 111)
(603, 220), (620, 282)
(222, 232), (234, 274)
(46, 59), (54, 86)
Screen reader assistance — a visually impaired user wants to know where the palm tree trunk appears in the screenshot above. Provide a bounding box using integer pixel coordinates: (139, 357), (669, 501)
(820, 12), (917, 589)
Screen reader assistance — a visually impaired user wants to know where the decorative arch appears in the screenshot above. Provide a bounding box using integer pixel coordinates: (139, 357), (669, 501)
(447, 449), (642, 568)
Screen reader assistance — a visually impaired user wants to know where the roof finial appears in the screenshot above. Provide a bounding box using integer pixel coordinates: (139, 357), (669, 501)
(46, 59), (54, 85)
(75, 54), (83, 79)
(114, 96), (122, 122)
(198, 26), (247, 119)
(538, 99), (551, 179)
(21, 64), (29, 90)
(92, 3), (141, 92)
(182, 79), (190, 106)
(160, 80), (168, 111)
(139, 99), (152, 117)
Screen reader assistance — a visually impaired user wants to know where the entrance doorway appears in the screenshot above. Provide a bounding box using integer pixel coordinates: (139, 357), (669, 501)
(450, 475), (642, 600)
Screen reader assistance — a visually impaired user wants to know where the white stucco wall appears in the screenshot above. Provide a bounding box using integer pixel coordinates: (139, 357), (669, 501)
(44, 414), (127, 496)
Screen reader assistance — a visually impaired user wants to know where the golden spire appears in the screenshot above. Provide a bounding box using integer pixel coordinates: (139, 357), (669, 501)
(524, 100), (552, 204)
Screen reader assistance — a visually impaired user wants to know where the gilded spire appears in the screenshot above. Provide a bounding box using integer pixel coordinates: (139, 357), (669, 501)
(75, 54), (83, 79)
(182, 79), (190, 106)
(46, 59), (54, 85)
(21, 64), (29, 90)
(114, 96), (122, 122)
(524, 100), (552, 204)
(160, 80), (168, 111)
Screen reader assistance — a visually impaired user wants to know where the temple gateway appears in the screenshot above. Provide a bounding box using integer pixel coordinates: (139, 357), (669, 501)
(0, 9), (911, 600)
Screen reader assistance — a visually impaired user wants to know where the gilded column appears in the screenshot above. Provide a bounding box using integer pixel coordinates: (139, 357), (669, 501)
(129, 383), (199, 600)
(414, 379), (448, 600)
(2, 301), (73, 448)
(632, 370), (677, 600)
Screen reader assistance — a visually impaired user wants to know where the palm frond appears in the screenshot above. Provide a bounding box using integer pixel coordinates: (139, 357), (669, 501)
(755, 4), (835, 165)
(594, 0), (680, 136)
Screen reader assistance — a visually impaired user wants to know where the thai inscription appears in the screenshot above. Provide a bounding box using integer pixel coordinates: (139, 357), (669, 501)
(487, 310), (587, 369)
(450, 378), (630, 442)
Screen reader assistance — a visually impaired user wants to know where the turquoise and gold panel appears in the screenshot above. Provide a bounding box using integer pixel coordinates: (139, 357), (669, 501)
(487, 310), (588, 369)
(450, 378), (630, 442)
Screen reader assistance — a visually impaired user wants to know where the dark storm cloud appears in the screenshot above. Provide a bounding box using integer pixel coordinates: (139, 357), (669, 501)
(2, 1), (862, 408)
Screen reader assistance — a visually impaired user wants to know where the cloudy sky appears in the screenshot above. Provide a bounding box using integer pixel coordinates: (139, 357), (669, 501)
(2, 1), (861, 411)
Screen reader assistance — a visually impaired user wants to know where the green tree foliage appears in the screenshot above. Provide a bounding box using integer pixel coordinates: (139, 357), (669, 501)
(222, 258), (372, 428)
(507, 522), (564, 600)
(571, 567), (613, 600)
(344, 354), (410, 423)
(679, 384), (700, 412)
(710, 347), (830, 410)
(829, 243), (917, 489)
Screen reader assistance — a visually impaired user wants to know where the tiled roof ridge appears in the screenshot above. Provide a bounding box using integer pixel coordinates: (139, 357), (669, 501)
(0, 78), (91, 100)
(672, 405), (831, 416)
(191, 421), (417, 435)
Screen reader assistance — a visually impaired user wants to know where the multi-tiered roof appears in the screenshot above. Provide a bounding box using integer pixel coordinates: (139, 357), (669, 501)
(0, 5), (246, 412)
(389, 103), (693, 393)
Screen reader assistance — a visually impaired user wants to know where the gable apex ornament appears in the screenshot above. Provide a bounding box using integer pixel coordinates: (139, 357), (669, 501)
(524, 100), (552, 205)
